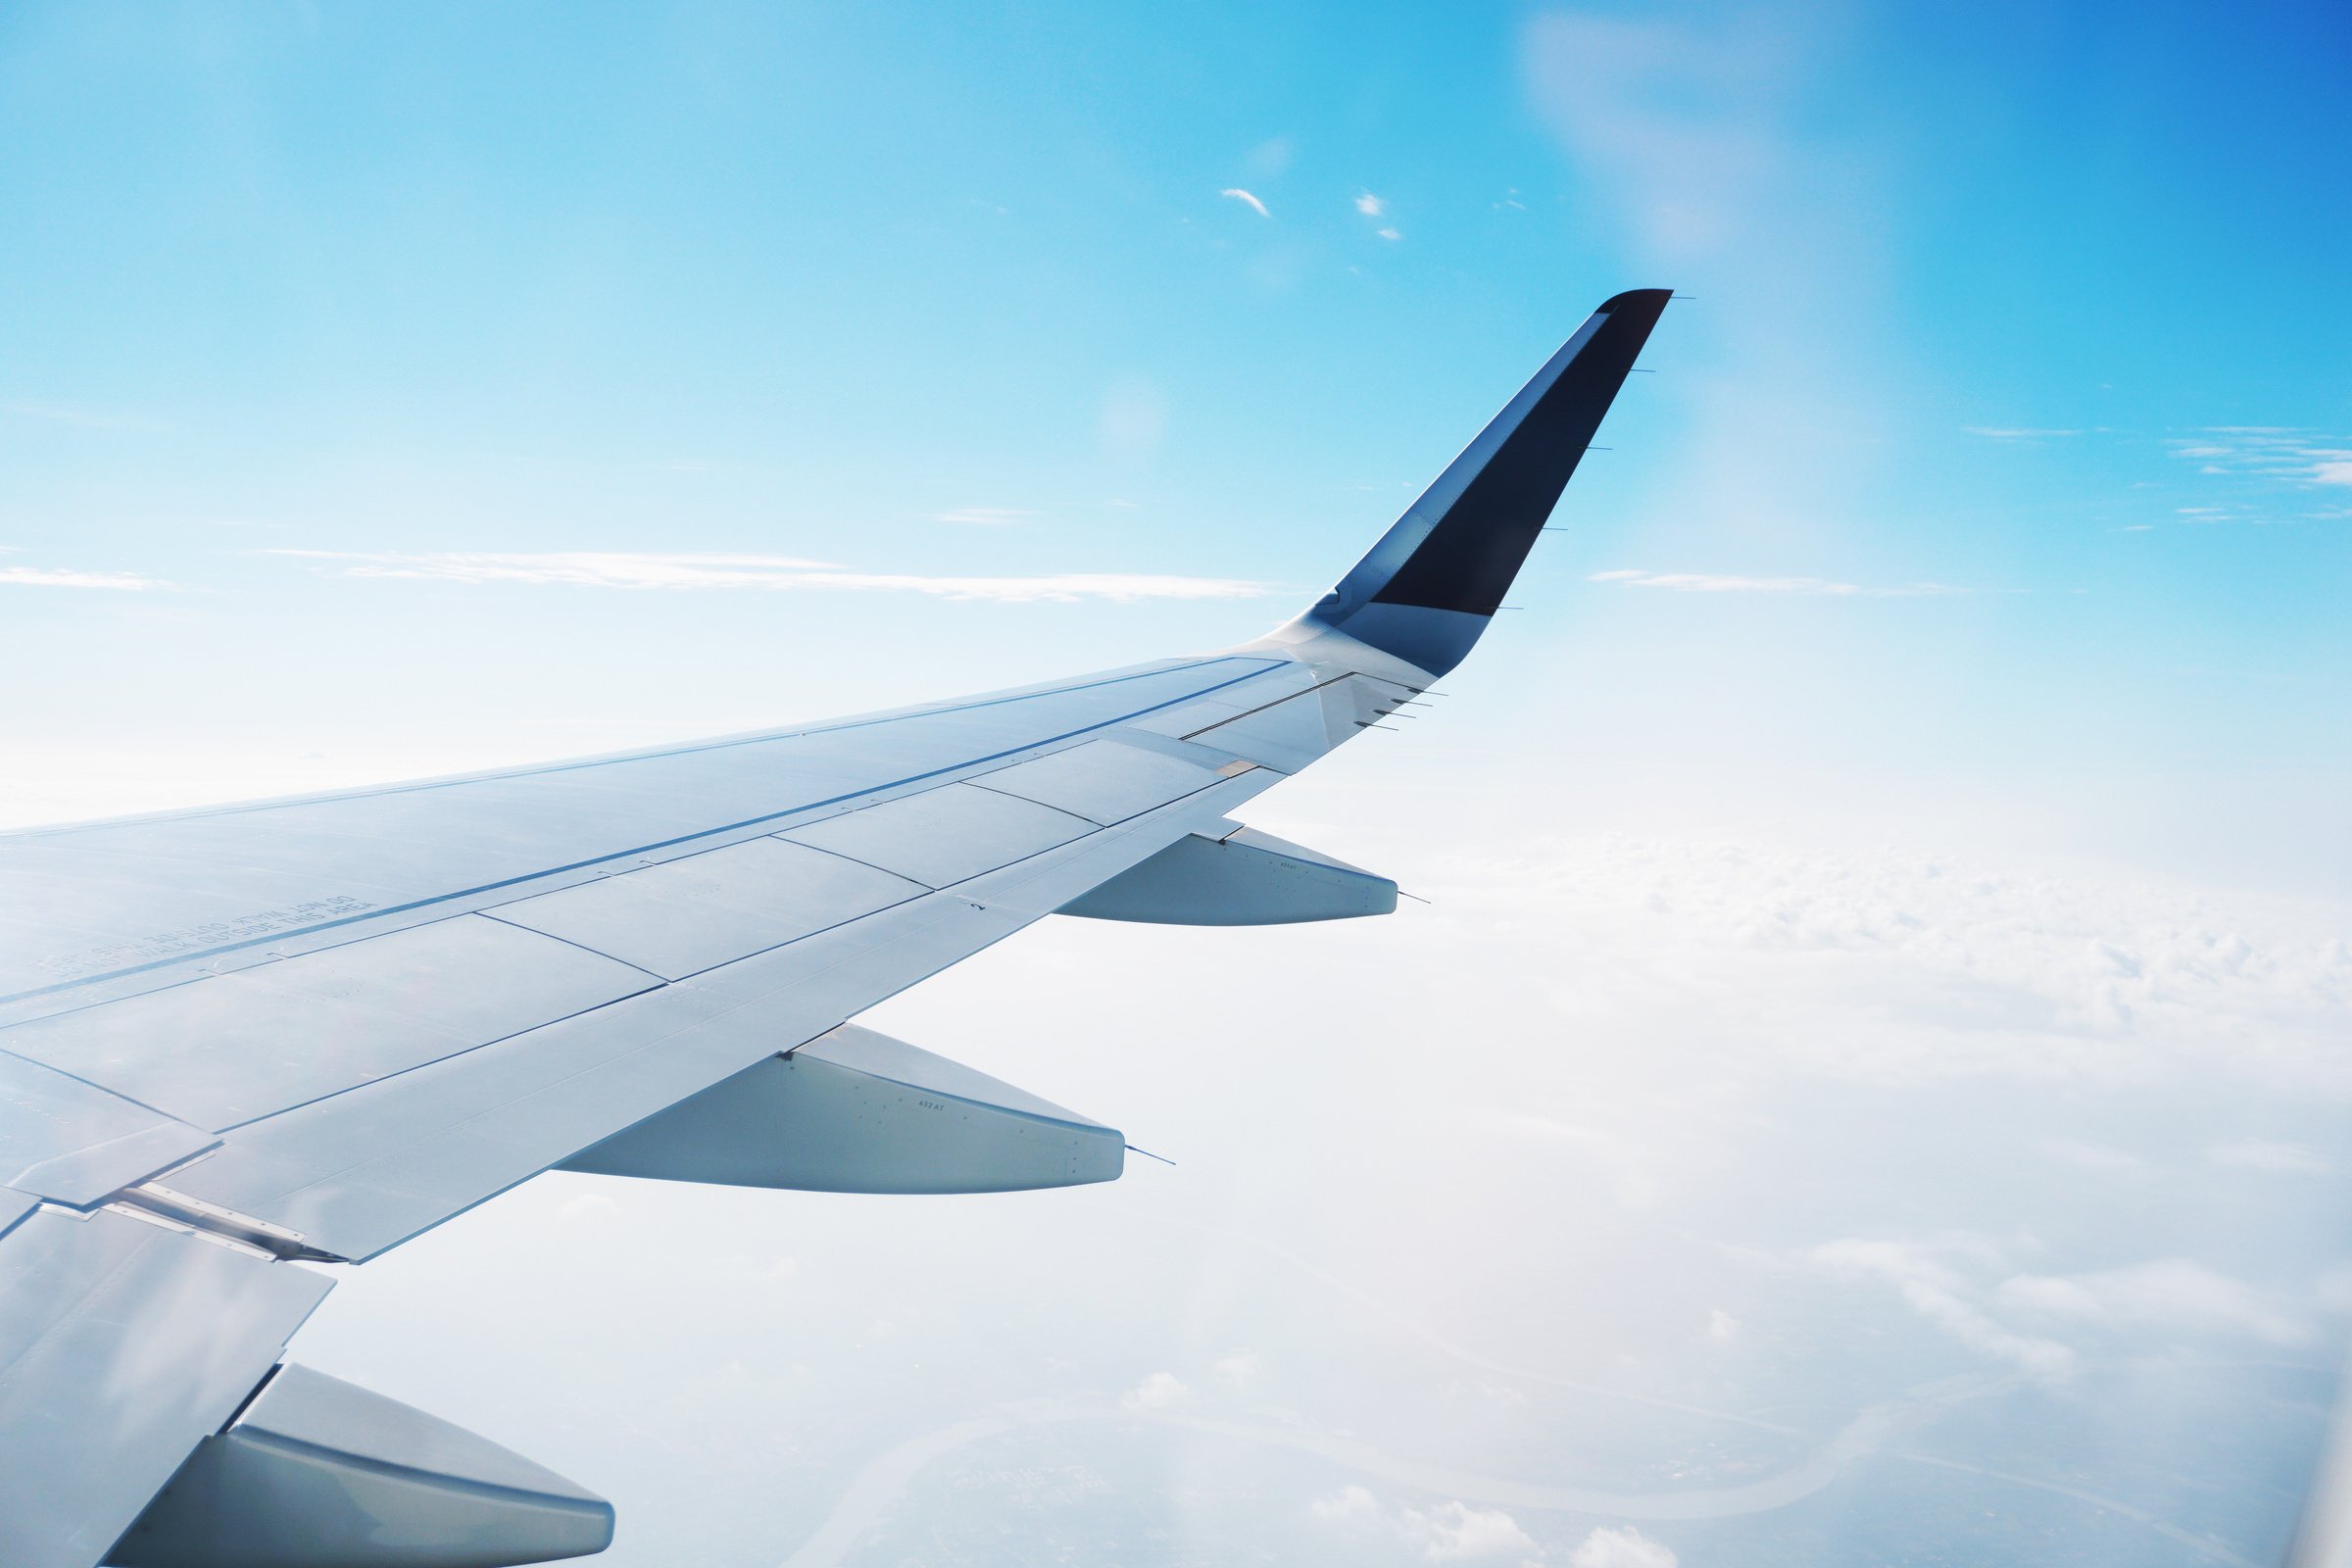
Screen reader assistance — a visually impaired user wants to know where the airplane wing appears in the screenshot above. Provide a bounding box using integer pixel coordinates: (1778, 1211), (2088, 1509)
(0, 289), (1673, 1568)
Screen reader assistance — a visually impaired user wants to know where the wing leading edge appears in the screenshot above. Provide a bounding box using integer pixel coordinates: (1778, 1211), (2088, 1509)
(0, 292), (1669, 1568)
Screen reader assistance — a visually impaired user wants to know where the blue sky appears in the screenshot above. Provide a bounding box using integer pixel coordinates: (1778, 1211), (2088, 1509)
(3, 0), (2348, 888)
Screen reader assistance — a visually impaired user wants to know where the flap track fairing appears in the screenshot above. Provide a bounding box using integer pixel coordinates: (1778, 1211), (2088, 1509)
(1054, 824), (1397, 925)
(557, 1025), (1123, 1195)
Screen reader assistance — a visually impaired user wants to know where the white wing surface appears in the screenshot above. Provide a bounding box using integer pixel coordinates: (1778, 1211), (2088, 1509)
(0, 290), (1674, 1568)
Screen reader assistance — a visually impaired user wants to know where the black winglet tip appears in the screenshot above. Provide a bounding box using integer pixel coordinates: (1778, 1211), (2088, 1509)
(1598, 287), (1674, 317)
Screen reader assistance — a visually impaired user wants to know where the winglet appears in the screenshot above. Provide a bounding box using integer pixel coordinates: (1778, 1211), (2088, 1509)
(1286, 289), (1670, 676)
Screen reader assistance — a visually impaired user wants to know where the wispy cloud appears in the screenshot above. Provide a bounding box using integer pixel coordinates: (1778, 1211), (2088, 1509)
(0, 564), (174, 590)
(1242, 137), (1293, 179)
(1572, 1526), (1680, 1568)
(1119, 1371), (1191, 1411)
(1966, 426), (2082, 440)
(1520, 9), (1902, 553)
(1997, 1258), (2314, 1348)
(1309, 1486), (1542, 1563)
(1352, 191), (1399, 239)
(1807, 1235), (2077, 1377)
(2168, 427), (2352, 488)
(265, 549), (1274, 603)
(269, 550), (834, 588)
(929, 507), (1037, 526)
(1589, 568), (1962, 597)
(1218, 187), (1271, 219)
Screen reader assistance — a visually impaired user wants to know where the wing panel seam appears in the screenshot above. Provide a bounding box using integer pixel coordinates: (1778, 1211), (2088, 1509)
(0, 661), (1289, 1008)
(0, 657), (1281, 843)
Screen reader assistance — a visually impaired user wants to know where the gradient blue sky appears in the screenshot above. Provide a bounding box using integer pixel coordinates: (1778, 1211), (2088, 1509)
(3, 0), (2348, 888)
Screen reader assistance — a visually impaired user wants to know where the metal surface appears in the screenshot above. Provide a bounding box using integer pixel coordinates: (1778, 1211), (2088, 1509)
(1, 917), (659, 1132)
(0, 1052), (217, 1204)
(485, 837), (926, 981)
(1176, 672), (1415, 774)
(0, 656), (1291, 1015)
(775, 782), (1094, 888)
(111, 1364), (612, 1568)
(161, 770), (1269, 1261)
(160, 894), (1033, 1260)
(562, 1024), (1122, 1195)
(1122, 663), (1323, 751)
(0, 1207), (332, 1568)
(967, 736), (1230, 824)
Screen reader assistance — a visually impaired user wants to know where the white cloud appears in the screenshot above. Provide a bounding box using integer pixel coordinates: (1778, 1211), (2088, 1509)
(265, 550), (1273, 603)
(2167, 428), (2352, 495)
(1310, 1484), (1382, 1524)
(1806, 1236), (2076, 1377)
(1438, 833), (2351, 1095)
(269, 549), (836, 587)
(1120, 1371), (1191, 1411)
(1588, 569), (1961, 597)
(1517, 6), (1895, 545)
(1401, 1500), (1541, 1561)
(1571, 1525), (1678, 1568)
(1377, 226), (1401, 241)
(2207, 1140), (2331, 1175)
(1706, 1308), (1741, 1342)
(1522, 11), (1809, 263)
(1355, 192), (1387, 218)
(929, 507), (1037, 526)
(1996, 1258), (2312, 1347)
(0, 564), (173, 590)
(1311, 1487), (1540, 1562)
(1219, 187), (1271, 218)
(1807, 1226), (2327, 1368)
(1212, 1350), (1262, 1388)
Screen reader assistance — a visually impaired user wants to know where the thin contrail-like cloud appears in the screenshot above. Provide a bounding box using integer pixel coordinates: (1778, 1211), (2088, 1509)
(265, 550), (1277, 604)
(1589, 569), (1961, 597)
(0, 564), (174, 590)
